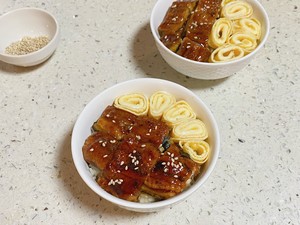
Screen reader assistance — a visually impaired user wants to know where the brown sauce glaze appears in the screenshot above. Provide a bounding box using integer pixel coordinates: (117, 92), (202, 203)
(143, 144), (200, 198)
(92, 106), (137, 140)
(185, 0), (221, 46)
(82, 131), (118, 170)
(177, 37), (211, 62)
(83, 105), (200, 202)
(159, 0), (221, 62)
(158, 1), (197, 52)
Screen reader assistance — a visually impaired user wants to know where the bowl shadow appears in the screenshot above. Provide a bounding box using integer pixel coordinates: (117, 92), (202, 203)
(130, 22), (228, 89)
(0, 52), (55, 74)
(56, 126), (160, 218)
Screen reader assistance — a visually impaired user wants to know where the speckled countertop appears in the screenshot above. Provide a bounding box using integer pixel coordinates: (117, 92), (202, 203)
(0, 0), (299, 224)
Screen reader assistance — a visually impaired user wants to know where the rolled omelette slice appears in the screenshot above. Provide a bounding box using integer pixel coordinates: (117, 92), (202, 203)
(179, 140), (210, 164)
(114, 93), (149, 116)
(209, 44), (244, 63)
(233, 18), (262, 40)
(228, 32), (257, 54)
(149, 91), (176, 120)
(162, 100), (196, 127)
(221, 1), (253, 20)
(208, 18), (233, 49)
(221, 0), (237, 7)
(171, 119), (208, 142)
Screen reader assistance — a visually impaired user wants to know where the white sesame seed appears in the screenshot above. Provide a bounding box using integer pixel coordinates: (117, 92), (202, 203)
(106, 114), (110, 117)
(129, 126), (133, 131)
(167, 162), (170, 166)
(117, 170), (121, 173)
(125, 166), (128, 170)
(99, 140), (103, 143)
(171, 153), (174, 157)
(164, 168), (168, 173)
(149, 129), (152, 132)
(136, 135), (141, 140)
(141, 144), (146, 147)
(167, 152), (171, 155)
(174, 157), (179, 160)
(110, 140), (116, 143)
(102, 142), (106, 147)
(120, 161), (124, 165)
(133, 150), (136, 153)
(155, 126), (158, 130)
(174, 175), (178, 178)
(134, 167), (139, 170)
(146, 133), (150, 136)
(90, 148), (94, 152)
(112, 120), (116, 123)
(5, 36), (50, 55)
(161, 162), (166, 165)
(103, 154), (108, 158)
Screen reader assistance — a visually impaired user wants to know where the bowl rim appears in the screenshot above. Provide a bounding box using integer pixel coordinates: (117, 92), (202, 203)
(0, 7), (60, 58)
(71, 78), (220, 210)
(150, 0), (270, 66)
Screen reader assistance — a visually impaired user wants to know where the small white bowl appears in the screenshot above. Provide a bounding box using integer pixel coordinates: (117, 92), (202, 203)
(150, 0), (270, 80)
(71, 78), (220, 212)
(0, 8), (59, 67)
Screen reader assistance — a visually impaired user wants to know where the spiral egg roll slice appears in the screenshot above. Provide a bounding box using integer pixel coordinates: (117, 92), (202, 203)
(208, 18), (233, 49)
(209, 44), (244, 63)
(221, 1), (253, 20)
(114, 93), (149, 116)
(149, 91), (176, 120)
(228, 32), (257, 54)
(179, 140), (210, 164)
(162, 100), (196, 127)
(171, 119), (208, 142)
(221, 0), (237, 7)
(233, 18), (262, 40)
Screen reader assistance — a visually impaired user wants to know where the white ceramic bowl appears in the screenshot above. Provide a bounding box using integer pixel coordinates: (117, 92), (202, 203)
(0, 8), (59, 67)
(71, 78), (220, 212)
(150, 0), (270, 80)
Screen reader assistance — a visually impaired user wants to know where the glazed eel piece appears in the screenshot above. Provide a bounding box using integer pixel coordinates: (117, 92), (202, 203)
(158, 1), (197, 52)
(177, 0), (221, 62)
(142, 144), (200, 199)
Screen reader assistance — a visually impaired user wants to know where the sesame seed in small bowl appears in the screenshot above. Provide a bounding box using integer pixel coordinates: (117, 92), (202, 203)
(71, 78), (220, 212)
(0, 8), (60, 67)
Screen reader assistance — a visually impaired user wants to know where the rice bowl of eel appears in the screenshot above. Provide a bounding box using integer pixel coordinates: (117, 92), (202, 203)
(71, 78), (220, 212)
(150, 0), (270, 80)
